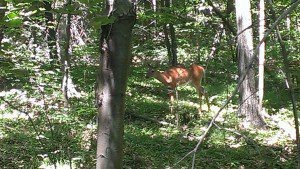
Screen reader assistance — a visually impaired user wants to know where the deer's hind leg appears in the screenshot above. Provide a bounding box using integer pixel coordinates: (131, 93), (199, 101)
(198, 90), (203, 113)
(192, 81), (203, 114)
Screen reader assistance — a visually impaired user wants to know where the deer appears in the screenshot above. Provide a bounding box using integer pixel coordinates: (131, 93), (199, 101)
(146, 64), (210, 126)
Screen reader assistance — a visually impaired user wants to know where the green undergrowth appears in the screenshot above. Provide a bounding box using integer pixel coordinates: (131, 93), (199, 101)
(0, 57), (297, 168)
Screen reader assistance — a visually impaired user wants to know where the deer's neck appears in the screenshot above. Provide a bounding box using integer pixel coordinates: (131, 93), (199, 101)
(153, 71), (173, 87)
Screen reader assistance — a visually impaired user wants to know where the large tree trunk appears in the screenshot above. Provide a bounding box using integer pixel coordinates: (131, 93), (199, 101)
(0, 1), (7, 48)
(235, 0), (266, 128)
(95, 0), (136, 168)
(258, 0), (265, 113)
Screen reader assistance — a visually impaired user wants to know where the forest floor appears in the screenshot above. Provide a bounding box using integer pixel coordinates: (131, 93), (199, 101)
(0, 59), (298, 168)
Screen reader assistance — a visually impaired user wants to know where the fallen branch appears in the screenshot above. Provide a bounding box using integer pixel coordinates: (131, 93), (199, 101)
(126, 111), (175, 127)
(213, 122), (259, 150)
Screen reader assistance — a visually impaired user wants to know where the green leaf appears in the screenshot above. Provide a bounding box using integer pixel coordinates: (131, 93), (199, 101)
(7, 12), (18, 19)
(5, 12), (22, 27)
(7, 18), (22, 27)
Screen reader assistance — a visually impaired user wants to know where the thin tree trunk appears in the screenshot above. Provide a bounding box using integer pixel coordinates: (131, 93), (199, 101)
(208, 27), (223, 60)
(59, 0), (80, 107)
(152, 0), (156, 12)
(163, 24), (172, 63)
(44, 0), (58, 61)
(0, 1), (7, 48)
(152, 0), (157, 33)
(164, 0), (178, 66)
(225, 0), (236, 63)
(62, 5), (72, 107)
(235, 0), (266, 128)
(95, 0), (136, 168)
(258, 0), (265, 113)
(268, 0), (300, 167)
(161, 0), (172, 64)
(169, 23), (178, 66)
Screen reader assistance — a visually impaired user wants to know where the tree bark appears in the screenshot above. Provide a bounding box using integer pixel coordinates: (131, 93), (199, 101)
(163, 24), (172, 63)
(62, 3), (72, 107)
(161, 0), (177, 66)
(152, 0), (156, 12)
(161, 0), (172, 65)
(235, 0), (266, 128)
(95, 0), (136, 168)
(44, 0), (58, 60)
(59, 0), (80, 107)
(169, 23), (178, 66)
(258, 0), (266, 113)
(0, 1), (7, 48)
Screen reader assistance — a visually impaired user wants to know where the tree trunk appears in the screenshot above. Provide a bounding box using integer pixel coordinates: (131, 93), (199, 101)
(62, 5), (72, 107)
(44, 0), (58, 61)
(258, 0), (265, 113)
(160, 0), (177, 66)
(235, 0), (266, 128)
(59, 0), (80, 107)
(161, 0), (172, 65)
(169, 23), (178, 66)
(167, 0), (178, 66)
(163, 24), (172, 63)
(95, 0), (136, 168)
(0, 1), (7, 48)
(152, 0), (156, 12)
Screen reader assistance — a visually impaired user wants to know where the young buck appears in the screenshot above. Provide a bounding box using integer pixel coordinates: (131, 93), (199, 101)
(146, 64), (210, 125)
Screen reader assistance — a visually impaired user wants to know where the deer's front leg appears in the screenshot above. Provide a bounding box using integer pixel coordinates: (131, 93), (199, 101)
(168, 89), (178, 126)
(198, 91), (202, 113)
(199, 86), (210, 111)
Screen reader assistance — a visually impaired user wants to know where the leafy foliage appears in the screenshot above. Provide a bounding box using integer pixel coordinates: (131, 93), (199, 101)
(0, 0), (299, 168)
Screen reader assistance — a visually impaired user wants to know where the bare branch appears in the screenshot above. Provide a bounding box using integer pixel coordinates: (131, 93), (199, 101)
(268, 0), (300, 167)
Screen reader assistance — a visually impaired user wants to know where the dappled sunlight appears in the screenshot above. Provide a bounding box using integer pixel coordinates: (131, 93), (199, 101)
(1, 0), (299, 166)
(39, 163), (72, 169)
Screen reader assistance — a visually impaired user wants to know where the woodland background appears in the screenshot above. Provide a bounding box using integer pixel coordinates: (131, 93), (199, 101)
(0, 0), (299, 168)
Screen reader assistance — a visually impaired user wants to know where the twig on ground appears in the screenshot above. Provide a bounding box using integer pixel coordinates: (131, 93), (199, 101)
(126, 111), (175, 127)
